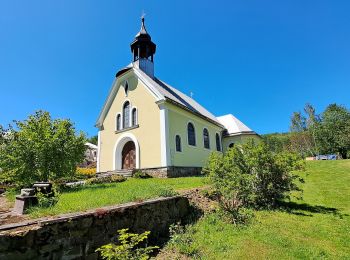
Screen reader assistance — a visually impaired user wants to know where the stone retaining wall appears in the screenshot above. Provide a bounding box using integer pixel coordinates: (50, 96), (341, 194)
(0, 196), (189, 259)
(139, 166), (202, 178)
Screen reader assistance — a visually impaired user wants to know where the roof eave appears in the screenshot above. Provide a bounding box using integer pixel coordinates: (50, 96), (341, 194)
(163, 98), (225, 129)
(223, 131), (260, 137)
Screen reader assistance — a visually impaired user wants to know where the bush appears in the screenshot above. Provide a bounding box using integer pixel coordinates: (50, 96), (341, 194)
(96, 228), (158, 260)
(133, 171), (152, 179)
(36, 190), (60, 208)
(203, 140), (304, 223)
(167, 223), (199, 257)
(76, 167), (96, 179)
(86, 175), (126, 185)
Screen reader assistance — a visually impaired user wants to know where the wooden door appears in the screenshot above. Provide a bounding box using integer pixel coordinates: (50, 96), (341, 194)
(122, 141), (136, 169)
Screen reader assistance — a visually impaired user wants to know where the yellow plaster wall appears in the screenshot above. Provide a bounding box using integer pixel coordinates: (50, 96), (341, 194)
(99, 71), (161, 171)
(222, 134), (261, 152)
(167, 103), (224, 167)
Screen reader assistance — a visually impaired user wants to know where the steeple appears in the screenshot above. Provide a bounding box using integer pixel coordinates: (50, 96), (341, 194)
(130, 17), (156, 77)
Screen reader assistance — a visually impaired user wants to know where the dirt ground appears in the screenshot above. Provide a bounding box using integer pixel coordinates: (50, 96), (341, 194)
(179, 187), (218, 213)
(0, 194), (28, 226)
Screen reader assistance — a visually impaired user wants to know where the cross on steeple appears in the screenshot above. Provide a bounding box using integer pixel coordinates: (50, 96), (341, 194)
(141, 10), (146, 20)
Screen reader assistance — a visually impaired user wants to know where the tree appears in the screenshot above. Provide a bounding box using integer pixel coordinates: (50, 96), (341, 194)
(262, 132), (291, 153)
(0, 111), (86, 186)
(290, 103), (320, 156)
(315, 104), (350, 158)
(87, 135), (98, 145)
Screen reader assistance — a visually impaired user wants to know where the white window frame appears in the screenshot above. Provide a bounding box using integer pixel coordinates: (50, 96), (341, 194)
(215, 132), (222, 152)
(203, 127), (210, 150)
(131, 106), (138, 126)
(187, 121), (197, 147)
(121, 99), (132, 129)
(175, 134), (182, 152)
(115, 113), (121, 131)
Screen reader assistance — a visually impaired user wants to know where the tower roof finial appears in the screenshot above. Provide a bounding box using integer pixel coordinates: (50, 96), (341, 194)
(137, 11), (148, 36)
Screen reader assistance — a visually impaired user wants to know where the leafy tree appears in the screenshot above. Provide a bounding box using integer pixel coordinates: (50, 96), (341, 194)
(0, 111), (86, 186)
(87, 135), (98, 145)
(315, 104), (350, 158)
(290, 103), (320, 156)
(262, 132), (291, 153)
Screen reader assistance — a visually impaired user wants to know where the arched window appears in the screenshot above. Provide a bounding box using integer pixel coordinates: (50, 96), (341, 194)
(187, 123), (196, 146)
(175, 135), (182, 152)
(116, 114), (121, 130)
(216, 133), (221, 151)
(132, 108), (137, 126)
(123, 101), (130, 128)
(203, 128), (210, 149)
(229, 142), (234, 148)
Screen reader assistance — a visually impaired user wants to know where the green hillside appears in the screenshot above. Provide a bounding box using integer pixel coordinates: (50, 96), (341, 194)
(162, 160), (350, 259)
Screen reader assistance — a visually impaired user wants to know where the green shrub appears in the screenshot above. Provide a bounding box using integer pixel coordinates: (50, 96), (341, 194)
(96, 228), (158, 260)
(76, 167), (96, 179)
(203, 140), (304, 223)
(133, 171), (152, 179)
(111, 175), (126, 183)
(167, 223), (199, 257)
(32, 185), (60, 209)
(86, 175), (126, 185)
(36, 191), (59, 208)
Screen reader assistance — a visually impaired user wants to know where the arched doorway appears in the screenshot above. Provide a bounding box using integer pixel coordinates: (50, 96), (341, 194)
(122, 141), (136, 169)
(114, 133), (140, 170)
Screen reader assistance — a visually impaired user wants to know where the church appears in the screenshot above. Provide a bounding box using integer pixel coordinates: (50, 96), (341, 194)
(95, 18), (260, 177)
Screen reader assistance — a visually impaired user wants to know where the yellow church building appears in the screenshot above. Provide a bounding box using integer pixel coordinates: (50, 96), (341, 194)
(95, 18), (259, 177)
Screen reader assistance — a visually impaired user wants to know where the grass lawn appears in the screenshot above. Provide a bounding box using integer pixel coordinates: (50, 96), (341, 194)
(28, 176), (206, 218)
(163, 160), (350, 259)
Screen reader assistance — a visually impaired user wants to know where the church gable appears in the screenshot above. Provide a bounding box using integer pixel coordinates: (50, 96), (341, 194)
(96, 69), (163, 129)
(97, 68), (163, 171)
(102, 70), (161, 132)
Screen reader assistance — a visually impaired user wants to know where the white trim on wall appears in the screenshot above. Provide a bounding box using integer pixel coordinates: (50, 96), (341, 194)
(113, 132), (140, 170)
(159, 103), (170, 166)
(97, 131), (101, 172)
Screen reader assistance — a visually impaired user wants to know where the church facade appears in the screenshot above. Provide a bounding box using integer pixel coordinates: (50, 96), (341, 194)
(95, 18), (259, 176)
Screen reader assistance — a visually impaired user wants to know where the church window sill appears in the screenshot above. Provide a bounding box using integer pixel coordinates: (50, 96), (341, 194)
(115, 125), (139, 134)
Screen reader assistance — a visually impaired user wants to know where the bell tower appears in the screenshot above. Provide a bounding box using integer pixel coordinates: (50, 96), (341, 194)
(130, 17), (156, 78)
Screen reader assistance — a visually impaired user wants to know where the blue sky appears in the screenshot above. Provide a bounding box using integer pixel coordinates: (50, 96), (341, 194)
(1, 1), (349, 136)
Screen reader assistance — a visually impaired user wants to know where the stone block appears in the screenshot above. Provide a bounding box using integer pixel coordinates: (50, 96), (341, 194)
(13, 195), (38, 215)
